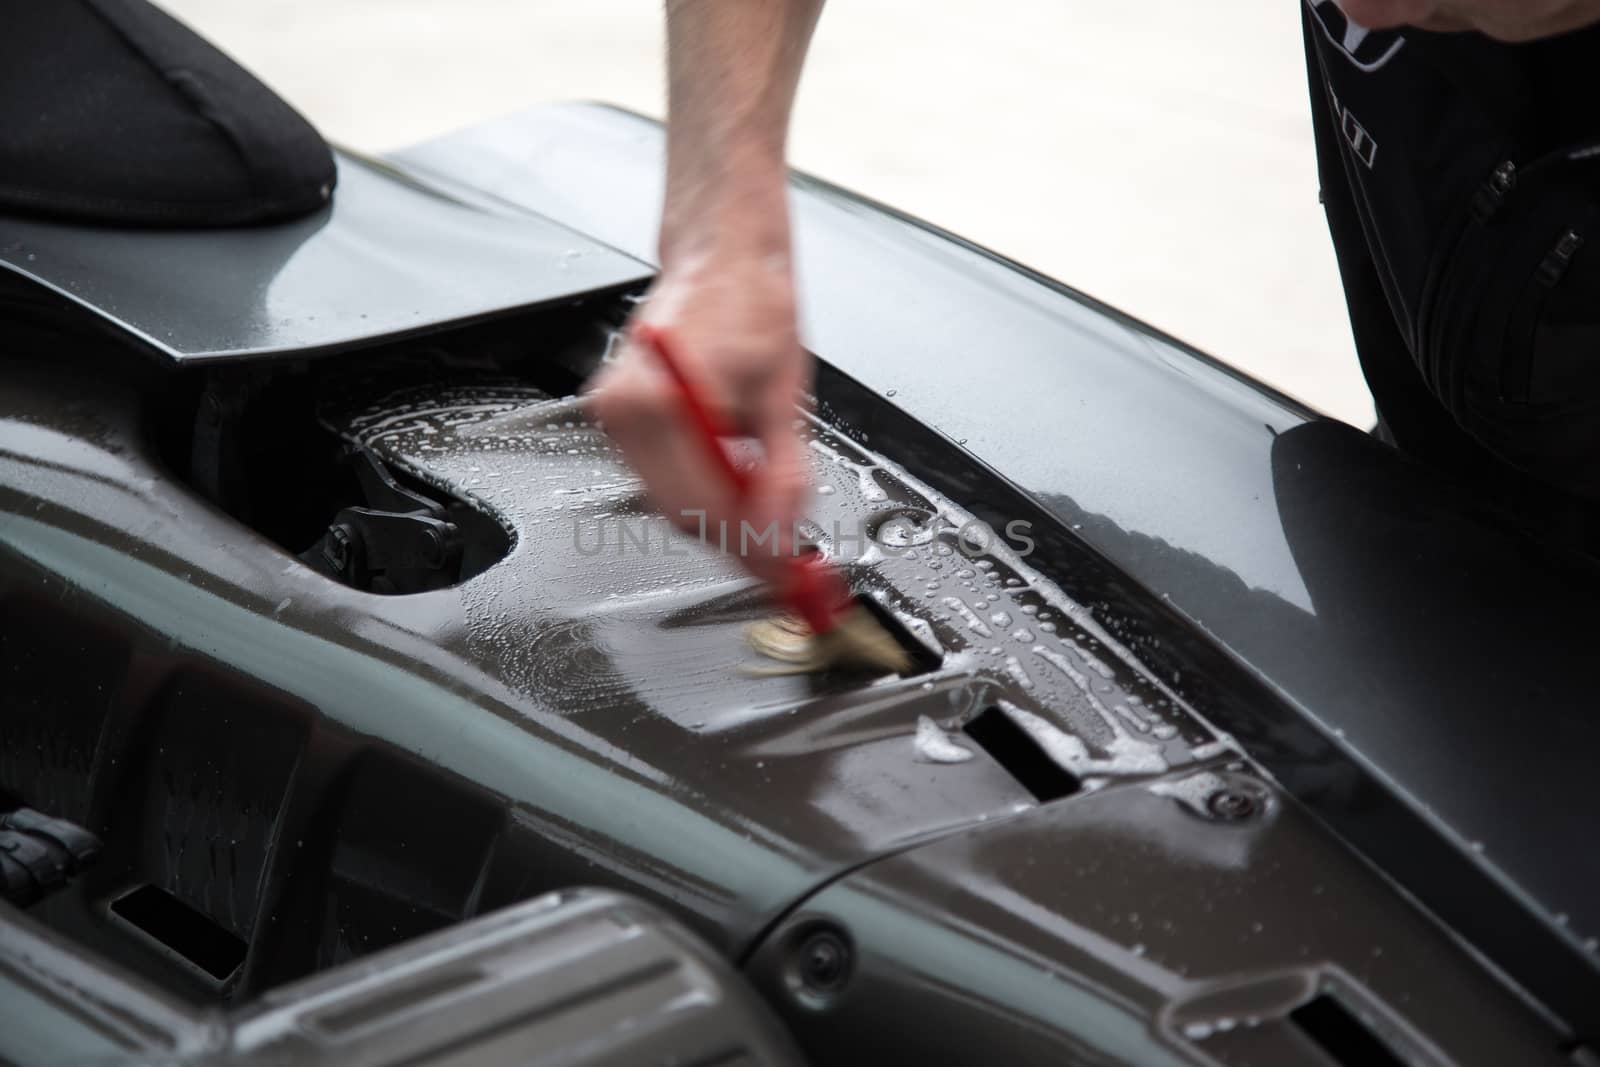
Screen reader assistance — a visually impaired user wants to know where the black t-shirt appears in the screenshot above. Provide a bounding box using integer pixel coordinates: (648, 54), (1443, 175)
(1303, 0), (1600, 522)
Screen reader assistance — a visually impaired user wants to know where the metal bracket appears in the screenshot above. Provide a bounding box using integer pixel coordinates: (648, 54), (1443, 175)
(302, 446), (463, 593)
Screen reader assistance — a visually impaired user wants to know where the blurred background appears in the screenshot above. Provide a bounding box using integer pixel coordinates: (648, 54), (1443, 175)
(157, 0), (1372, 426)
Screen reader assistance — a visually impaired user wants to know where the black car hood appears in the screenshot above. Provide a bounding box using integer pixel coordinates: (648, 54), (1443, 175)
(392, 104), (1600, 1037)
(1, 100), (1596, 1062)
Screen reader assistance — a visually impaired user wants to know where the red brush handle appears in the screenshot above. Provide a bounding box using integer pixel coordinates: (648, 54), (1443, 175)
(631, 321), (848, 634)
(781, 550), (853, 635)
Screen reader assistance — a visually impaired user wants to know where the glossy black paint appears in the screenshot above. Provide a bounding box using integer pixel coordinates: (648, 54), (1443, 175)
(395, 103), (1600, 1038)
(0, 890), (803, 1066)
(0, 98), (1592, 1066)
(0, 335), (1214, 1003)
(0, 899), (208, 1063)
(0, 310), (1575, 1065)
(0, 151), (649, 362)
(747, 776), (1568, 1067)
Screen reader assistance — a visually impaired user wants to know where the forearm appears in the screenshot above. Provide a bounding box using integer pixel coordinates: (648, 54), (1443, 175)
(659, 0), (824, 267)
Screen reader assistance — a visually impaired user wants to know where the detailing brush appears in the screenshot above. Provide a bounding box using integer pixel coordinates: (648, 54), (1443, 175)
(631, 322), (912, 675)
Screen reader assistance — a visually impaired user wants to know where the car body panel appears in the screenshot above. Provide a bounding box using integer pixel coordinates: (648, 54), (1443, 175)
(0, 99), (1596, 1064)
(395, 103), (1600, 1039)
(0, 152), (649, 363)
(1, 313), (1575, 1066)
(0, 890), (803, 1067)
(747, 778), (1568, 1067)
(0, 350), (1217, 970)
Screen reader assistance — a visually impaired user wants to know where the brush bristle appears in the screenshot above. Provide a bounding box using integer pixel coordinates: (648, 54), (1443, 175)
(814, 606), (915, 674)
(745, 607), (914, 676)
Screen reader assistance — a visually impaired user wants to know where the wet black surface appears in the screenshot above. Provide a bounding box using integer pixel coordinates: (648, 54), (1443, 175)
(0, 101), (1593, 1063)
(0, 337), (1224, 1011)
(316, 362), (1220, 785)
(394, 102), (1600, 1039)
(0, 336), (1580, 1063)
(748, 777), (1567, 1067)
(0, 152), (648, 362)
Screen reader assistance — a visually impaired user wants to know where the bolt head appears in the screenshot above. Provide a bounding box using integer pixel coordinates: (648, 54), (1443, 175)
(793, 928), (852, 999)
(1206, 788), (1262, 822)
(804, 936), (845, 986)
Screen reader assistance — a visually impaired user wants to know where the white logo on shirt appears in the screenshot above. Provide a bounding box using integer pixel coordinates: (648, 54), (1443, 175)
(1328, 85), (1379, 168)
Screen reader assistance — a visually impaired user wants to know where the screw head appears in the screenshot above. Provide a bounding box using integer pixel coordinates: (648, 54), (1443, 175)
(801, 932), (848, 990)
(785, 925), (854, 1006)
(1205, 788), (1262, 822)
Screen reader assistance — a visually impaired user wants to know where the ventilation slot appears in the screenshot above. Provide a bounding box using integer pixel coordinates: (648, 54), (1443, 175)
(109, 884), (247, 983)
(1290, 995), (1407, 1067)
(962, 706), (1081, 802)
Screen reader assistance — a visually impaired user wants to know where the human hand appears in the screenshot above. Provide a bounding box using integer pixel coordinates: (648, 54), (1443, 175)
(1336, 0), (1600, 40)
(586, 246), (812, 585)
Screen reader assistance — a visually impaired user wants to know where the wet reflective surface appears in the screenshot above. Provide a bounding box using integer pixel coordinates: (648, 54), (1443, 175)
(748, 777), (1569, 1066)
(0, 337), (1221, 1007)
(316, 363), (1218, 784)
(0, 152), (648, 362)
(0, 889), (805, 1066)
(0, 102), (1592, 1063)
(396, 103), (1600, 1038)
(0, 327), (1580, 1063)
